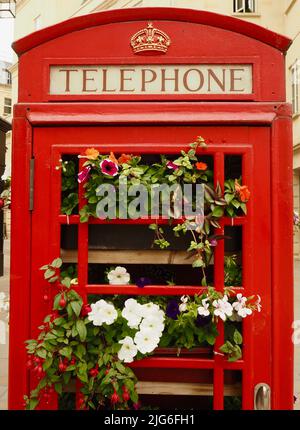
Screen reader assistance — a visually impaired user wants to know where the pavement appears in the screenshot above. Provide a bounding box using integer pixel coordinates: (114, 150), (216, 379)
(0, 239), (299, 410)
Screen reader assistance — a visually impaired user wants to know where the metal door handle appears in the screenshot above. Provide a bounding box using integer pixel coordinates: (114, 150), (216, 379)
(254, 383), (271, 410)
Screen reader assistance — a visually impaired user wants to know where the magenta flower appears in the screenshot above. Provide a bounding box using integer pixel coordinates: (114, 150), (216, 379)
(100, 159), (119, 177)
(209, 238), (218, 247)
(77, 166), (91, 184)
(167, 161), (179, 170)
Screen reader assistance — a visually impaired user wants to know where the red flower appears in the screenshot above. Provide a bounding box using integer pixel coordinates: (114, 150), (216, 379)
(78, 166), (91, 184)
(235, 180), (250, 203)
(100, 159), (119, 177)
(81, 304), (92, 317)
(118, 154), (133, 164)
(196, 162), (208, 171)
(111, 390), (120, 405)
(122, 386), (130, 402)
(167, 161), (179, 170)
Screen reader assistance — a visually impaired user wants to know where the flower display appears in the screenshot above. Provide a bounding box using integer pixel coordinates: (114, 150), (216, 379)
(100, 159), (119, 177)
(117, 336), (138, 363)
(24, 259), (262, 410)
(107, 266), (130, 285)
(88, 299), (118, 326)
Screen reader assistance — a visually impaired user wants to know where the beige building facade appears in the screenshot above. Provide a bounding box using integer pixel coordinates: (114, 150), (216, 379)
(12, 0), (300, 256)
(0, 60), (12, 181)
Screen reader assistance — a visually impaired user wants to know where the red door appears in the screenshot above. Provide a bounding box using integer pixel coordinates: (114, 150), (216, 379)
(30, 123), (271, 410)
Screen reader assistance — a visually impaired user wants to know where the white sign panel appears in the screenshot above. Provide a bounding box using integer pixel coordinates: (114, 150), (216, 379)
(50, 64), (253, 96)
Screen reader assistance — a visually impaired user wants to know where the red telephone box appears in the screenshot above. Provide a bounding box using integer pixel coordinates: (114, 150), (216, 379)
(9, 8), (294, 410)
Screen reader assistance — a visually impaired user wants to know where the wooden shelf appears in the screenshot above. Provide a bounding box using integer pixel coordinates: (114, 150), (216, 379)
(61, 249), (194, 265)
(136, 381), (241, 396)
(86, 285), (209, 296)
(59, 214), (246, 226)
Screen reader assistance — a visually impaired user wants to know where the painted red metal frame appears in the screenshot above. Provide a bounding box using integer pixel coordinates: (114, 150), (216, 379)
(9, 102), (293, 410)
(13, 8), (291, 56)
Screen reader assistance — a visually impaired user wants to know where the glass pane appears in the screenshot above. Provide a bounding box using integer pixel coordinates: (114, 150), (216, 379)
(224, 371), (242, 410)
(61, 154), (79, 216)
(224, 226), (242, 287)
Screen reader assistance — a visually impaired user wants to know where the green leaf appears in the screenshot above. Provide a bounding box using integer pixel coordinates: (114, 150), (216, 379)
(71, 301), (82, 317)
(192, 258), (204, 268)
(36, 349), (47, 359)
(224, 193), (234, 204)
(28, 398), (39, 410)
(44, 269), (55, 280)
(231, 199), (241, 209)
(212, 206), (224, 218)
(54, 383), (63, 395)
(43, 357), (53, 371)
(59, 346), (72, 359)
(233, 329), (243, 345)
(51, 258), (62, 268)
(76, 320), (87, 342)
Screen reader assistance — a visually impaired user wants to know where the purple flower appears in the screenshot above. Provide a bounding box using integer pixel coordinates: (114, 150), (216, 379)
(100, 159), (119, 177)
(77, 166), (91, 184)
(209, 238), (218, 247)
(167, 161), (179, 170)
(195, 314), (212, 327)
(166, 299), (180, 320)
(136, 277), (152, 288)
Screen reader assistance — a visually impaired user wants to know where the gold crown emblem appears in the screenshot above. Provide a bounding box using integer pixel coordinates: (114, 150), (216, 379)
(130, 22), (171, 54)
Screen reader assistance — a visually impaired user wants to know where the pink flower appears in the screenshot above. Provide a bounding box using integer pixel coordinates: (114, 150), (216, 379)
(100, 159), (119, 177)
(77, 166), (91, 184)
(167, 161), (179, 170)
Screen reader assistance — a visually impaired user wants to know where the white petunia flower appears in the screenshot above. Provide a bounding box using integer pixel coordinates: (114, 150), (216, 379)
(134, 329), (161, 354)
(197, 298), (210, 317)
(140, 316), (165, 335)
(88, 299), (118, 326)
(107, 266), (130, 285)
(117, 336), (138, 363)
(232, 294), (252, 319)
(213, 295), (233, 322)
(122, 298), (143, 329)
(141, 302), (161, 319)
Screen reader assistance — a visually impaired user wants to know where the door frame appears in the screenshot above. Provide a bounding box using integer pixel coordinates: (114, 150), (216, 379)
(9, 102), (294, 410)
